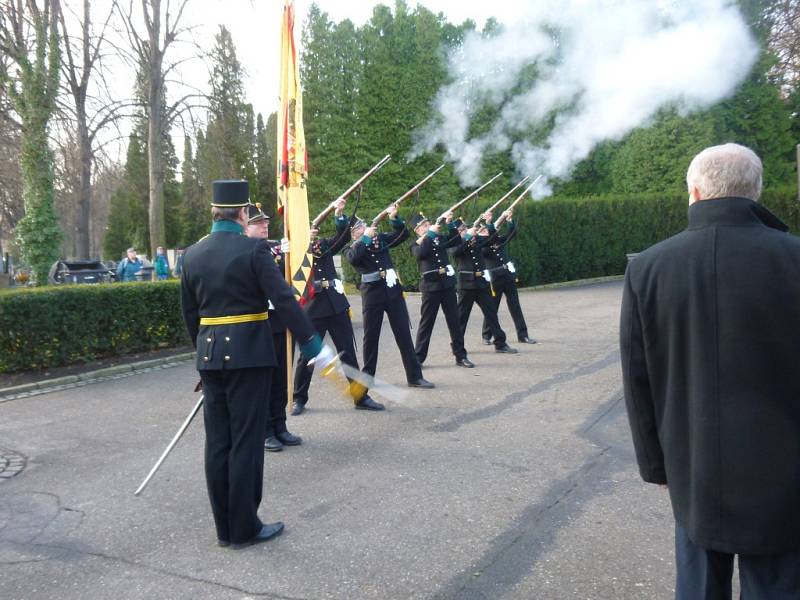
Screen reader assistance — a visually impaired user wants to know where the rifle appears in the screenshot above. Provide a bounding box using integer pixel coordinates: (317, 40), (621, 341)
(435, 171), (503, 225)
(471, 176), (531, 227)
(493, 175), (542, 229)
(371, 163), (446, 227)
(310, 154), (391, 229)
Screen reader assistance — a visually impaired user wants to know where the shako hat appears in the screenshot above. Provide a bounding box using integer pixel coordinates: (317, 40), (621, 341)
(212, 180), (250, 207)
(409, 213), (429, 230)
(247, 202), (270, 223)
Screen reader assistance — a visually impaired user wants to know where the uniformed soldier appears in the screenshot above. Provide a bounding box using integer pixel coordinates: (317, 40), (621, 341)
(409, 210), (474, 368)
(292, 198), (385, 414)
(481, 209), (537, 345)
(180, 180), (324, 549)
(450, 212), (518, 354)
(345, 205), (435, 388)
(244, 204), (304, 452)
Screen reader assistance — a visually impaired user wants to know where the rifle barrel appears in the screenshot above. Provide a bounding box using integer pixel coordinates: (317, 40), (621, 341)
(472, 176), (531, 227)
(311, 155), (391, 228)
(437, 171), (503, 223)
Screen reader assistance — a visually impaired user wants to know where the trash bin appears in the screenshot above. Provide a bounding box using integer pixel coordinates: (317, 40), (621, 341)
(49, 260), (115, 285)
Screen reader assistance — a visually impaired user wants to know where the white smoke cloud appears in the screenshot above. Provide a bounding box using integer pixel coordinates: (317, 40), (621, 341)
(411, 0), (759, 194)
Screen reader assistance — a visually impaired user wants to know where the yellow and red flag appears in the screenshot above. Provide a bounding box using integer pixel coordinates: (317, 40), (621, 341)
(277, 0), (312, 300)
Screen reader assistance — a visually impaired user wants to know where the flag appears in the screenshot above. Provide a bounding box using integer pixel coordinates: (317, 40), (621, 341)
(277, 0), (312, 300)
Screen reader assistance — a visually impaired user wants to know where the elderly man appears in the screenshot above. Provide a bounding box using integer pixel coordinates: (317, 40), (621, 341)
(116, 247), (143, 282)
(621, 143), (800, 597)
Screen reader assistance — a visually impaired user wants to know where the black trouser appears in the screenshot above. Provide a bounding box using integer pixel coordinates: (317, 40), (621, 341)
(294, 310), (366, 405)
(362, 293), (422, 383)
(266, 332), (293, 437)
(200, 367), (271, 544)
(458, 287), (507, 348)
(675, 523), (800, 599)
(415, 287), (466, 363)
(482, 275), (529, 341)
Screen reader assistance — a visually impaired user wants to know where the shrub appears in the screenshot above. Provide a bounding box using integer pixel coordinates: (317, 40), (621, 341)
(0, 280), (189, 373)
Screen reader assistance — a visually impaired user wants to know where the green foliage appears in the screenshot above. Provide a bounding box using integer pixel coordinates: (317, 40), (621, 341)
(103, 133), (149, 259)
(0, 281), (189, 373)
(5, 7), (62, 285)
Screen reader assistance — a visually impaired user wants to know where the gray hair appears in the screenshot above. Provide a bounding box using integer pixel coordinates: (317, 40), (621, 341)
(686, 143), (763, 202)
(212, 206), (243, 222)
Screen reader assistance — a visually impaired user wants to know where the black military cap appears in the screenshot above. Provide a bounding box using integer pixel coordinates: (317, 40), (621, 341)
(409, 213), (429, 230)
(247, 202), (270, 223)
(350, 215), (366, 230)
(211, 180), (250, 207)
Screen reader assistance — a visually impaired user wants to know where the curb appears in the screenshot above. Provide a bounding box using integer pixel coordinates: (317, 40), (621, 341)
(522, 275), (624, 291)
(0, 351), (195, 402)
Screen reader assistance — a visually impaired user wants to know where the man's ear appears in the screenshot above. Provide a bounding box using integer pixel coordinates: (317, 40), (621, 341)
(688, 186), (702, 205)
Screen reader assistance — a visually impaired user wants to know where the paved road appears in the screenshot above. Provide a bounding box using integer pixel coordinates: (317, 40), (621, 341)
(0, 281), (676, 599)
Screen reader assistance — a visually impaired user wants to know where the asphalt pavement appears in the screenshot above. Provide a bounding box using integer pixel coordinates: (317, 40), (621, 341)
(0, 280), (677, 599)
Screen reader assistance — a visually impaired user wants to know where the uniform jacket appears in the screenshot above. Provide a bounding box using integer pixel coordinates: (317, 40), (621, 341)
(410, 223), (460, 292)
(266, 241), (287, 334)
(621, 196), (800, 555)
(305, 215), (351, 319)
(181, 225), (315, 370)
(483, 221), (518, 283)
(344, 219), (409, 307)
(450, 224), (498, 291)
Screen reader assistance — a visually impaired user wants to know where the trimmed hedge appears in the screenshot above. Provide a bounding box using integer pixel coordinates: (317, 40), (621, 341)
(0, 280), (189, 373)
(342, 187), (799, 290)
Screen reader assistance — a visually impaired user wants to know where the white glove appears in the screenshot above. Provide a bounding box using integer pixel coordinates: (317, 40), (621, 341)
(333, 279), (345, 294)
(483, 269), (492, 282)
(385, 269), (398, 288)
(280, 237), (290, 254)
(507, 261), (516, 274)
(445, 265), (455, 277)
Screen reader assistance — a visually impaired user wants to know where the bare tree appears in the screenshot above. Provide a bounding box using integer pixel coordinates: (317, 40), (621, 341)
(57, 0), (134, 259)
(118, 0), (197, 257)
(766, 0), (800, 94)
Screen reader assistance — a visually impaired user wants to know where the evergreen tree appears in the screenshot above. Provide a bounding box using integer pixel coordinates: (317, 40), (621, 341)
(180, 136), (207, 245)
(103, 132), (149, 259)
(255, 112), (278, 219)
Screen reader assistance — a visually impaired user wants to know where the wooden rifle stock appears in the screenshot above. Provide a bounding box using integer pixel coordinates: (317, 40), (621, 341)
(310, 154), (391, 228)
(371, 164), (445, 226)
(436, 171), (503, 224)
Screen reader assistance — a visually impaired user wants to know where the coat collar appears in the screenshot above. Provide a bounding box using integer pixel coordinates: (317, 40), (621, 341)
(211, 219), (244, 234)
(687, 197), (788, 232)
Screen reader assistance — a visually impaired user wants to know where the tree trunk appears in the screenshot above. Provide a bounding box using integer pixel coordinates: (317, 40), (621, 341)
(147, 4), (165, 259)
(75, 106), (91, 259)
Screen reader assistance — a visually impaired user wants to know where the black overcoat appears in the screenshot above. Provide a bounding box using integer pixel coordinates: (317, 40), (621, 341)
(620, 196), (800, 555)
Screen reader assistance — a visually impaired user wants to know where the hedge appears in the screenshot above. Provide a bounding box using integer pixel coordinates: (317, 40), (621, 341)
(0, 280), (189, 373)
(342, 187), (799, 290)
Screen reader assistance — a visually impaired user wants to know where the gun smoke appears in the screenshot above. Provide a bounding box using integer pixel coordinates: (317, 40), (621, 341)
(410, 0), (758, 195)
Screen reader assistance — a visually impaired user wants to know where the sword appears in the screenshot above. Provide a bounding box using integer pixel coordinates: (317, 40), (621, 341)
(134, 394), (204, 496)
(310, 349), (411, 405)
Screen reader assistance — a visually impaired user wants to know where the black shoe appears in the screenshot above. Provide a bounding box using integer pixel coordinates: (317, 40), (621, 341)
(408, 378), (435, 389)
(495, 344), (518, 354)
(456, 357), (475, 368)
(231, 522), (284, 549)
(482, 337), (492, 345)
(290, 402), (306, 416)
(275, 431), (302, 446)
(264, 436), (283, 452)
(355, 396), (385, 411)
(518, 336), (537, 344)
(217, 539), (230, 548)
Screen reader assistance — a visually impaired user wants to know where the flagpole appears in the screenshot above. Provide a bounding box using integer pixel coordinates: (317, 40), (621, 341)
(284, 211), (293, 410)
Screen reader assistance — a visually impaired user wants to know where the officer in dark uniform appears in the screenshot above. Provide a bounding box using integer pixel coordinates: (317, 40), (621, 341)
(409, 210), (474, 368)
(180, 180), (322, 549)
(244, 204), (304, 452)
(292, 198), (384, 414)
(481, 208), (536, 345)
(450, 212), (517, 354)
(345, 205), (434, 388)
